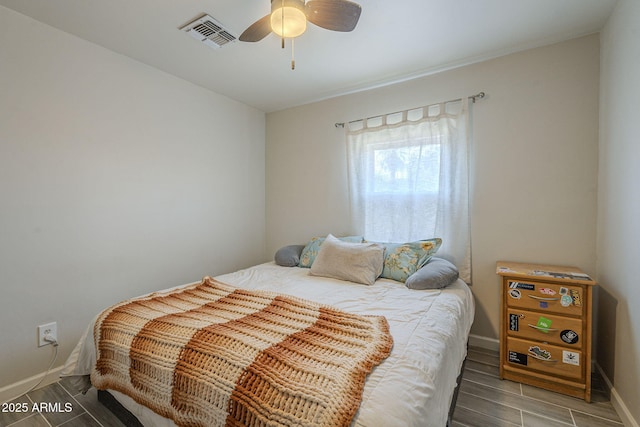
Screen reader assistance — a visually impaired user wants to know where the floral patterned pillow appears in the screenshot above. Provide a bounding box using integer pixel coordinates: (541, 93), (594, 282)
(299, 235), (364, 268)
(379, 238), (442, 282)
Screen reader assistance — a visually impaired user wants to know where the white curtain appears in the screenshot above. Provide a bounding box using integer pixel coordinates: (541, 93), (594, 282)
(347, 100), (471, 282)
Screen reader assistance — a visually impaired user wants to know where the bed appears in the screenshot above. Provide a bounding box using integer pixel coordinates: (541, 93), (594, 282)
(62, 255), (474, 427)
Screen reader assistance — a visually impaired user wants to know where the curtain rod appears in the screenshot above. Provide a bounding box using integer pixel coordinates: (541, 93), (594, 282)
(334, 91), (485, 128)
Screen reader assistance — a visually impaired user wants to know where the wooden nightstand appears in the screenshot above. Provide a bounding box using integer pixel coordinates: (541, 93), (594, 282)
(496, 261), (597, 402)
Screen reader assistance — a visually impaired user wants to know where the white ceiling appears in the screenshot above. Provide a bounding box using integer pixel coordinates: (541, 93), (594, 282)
(0, 0), (617, 112)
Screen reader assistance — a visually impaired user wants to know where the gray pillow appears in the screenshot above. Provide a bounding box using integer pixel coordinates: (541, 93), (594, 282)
(274, 244), (305, 267)
(309, 234), (384, 285)
(405, 257), (459, 290)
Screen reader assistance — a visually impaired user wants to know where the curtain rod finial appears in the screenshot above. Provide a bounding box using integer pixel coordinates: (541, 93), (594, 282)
(471, 92), (485, 103)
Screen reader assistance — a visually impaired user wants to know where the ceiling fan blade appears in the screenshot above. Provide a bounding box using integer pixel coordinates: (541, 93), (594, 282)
(305, 0), (362, 32)
(239, 14), (272, 42)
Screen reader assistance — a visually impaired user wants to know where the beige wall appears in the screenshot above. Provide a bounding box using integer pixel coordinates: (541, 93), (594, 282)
(598, 0), (640, 424)
(4, 2), (627, 417)
(267, 34), (599, 341)
(0, 6), (266, 391)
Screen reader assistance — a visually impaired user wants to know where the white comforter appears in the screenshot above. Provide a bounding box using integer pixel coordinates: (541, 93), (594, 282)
(63, 262), (474, 427)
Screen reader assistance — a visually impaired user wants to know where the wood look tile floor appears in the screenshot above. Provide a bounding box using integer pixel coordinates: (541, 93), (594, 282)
(452, 347), (623, 427)
(1, 346), (624, 427)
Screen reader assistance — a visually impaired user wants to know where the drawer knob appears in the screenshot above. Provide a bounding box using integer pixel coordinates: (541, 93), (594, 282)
(527, 323), (559, 332)
(527, 294), (560, 301)
(528, 353), (559, 363)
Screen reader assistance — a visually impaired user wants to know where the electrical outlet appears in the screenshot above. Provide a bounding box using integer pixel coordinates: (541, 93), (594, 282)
(37, 322), (57, 347)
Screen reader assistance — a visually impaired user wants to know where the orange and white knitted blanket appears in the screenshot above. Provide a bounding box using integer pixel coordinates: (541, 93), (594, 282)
(91, 277), (393, 427)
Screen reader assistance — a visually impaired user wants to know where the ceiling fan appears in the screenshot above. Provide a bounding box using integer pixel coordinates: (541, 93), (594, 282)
(239, 0), (362, 69)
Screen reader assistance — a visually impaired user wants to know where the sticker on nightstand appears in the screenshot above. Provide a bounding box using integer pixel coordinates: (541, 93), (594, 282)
(559, 287), (569, 295)
(560, 329), (579, 345)
(540, 288), (556, 296)
(539, 301), (549, 309)
(570, 289), (582, 307)
(562, 350), (580, 366)
(528, 345), (552, 360)
(509, 281), (535, 290)
(508, 289), (522, 300)
(560, 295), (573, 307)
(508, 351), (528, 366)
(536, 316), (553, 332)
(509, 314), (520, 331)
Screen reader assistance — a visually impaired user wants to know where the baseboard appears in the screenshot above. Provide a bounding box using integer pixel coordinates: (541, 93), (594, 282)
(468, 334), (500, 352)
(0, 365), (64, 404)
(611, 388), (639, 427)
(595, 363), (639, 427)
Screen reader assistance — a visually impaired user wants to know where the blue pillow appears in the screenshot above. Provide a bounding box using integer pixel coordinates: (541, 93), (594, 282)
(378, 238), (442, 282)
(405, 257), (459, 289)
(274, 245), (305, 267)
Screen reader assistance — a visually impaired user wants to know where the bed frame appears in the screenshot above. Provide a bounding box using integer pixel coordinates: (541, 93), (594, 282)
(447, 354), (467, 427)
(97, 389), (144, 427)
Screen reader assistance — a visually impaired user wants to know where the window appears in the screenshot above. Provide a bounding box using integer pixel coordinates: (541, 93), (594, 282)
(370, 140), (440, 194)
(347, 101), (471, 282)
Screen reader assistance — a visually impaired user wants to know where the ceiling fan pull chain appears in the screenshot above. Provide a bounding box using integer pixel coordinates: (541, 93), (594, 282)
(282, 0), (285, 48)
(291, 38), (296, 70)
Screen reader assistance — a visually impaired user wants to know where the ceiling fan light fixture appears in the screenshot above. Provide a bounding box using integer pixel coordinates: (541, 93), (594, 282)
(271, 0), (307, 38)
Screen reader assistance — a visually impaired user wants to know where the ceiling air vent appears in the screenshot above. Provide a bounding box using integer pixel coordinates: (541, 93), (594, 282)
(180, 14), (237, 49)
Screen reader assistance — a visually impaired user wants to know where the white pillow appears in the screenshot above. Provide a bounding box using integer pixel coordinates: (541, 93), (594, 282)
(309, 234), (384, 285)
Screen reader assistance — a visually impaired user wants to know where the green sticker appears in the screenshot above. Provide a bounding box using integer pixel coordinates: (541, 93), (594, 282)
(536, 316), (552, 333)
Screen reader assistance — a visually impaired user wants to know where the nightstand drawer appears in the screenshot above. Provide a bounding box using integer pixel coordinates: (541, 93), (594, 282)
(505, 280), (584, 316)
(506, 337), (583, 380)
(507, 309), (582, 347)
